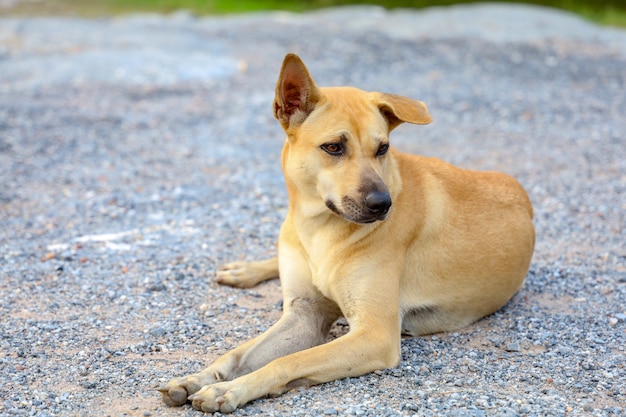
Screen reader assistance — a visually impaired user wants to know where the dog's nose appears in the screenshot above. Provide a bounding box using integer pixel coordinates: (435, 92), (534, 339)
(365, 191), (392, 217)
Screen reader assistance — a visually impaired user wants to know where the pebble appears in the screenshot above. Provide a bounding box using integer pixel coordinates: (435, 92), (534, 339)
(505, 342), (521, 352)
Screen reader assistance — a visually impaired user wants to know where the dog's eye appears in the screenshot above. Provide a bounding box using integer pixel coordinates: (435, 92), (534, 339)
(321, 143), (344, 156)
(376, 144), (389, 156)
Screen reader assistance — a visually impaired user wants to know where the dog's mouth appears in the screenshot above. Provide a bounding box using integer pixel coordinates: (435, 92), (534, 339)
(325, 194), (391, 224)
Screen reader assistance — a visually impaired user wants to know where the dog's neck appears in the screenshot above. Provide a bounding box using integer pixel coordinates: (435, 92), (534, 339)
(283, 177), (389, 257)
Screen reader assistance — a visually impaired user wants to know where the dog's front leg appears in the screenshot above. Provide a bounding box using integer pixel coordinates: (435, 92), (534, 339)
(188, 312), (401, 413)
(158, 295), (339, 407)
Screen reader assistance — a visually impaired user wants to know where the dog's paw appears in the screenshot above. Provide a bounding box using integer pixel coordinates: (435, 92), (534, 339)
(157, 373), (213, 406)
(189, 381), (245, 414)
(216, 262), (260, 288)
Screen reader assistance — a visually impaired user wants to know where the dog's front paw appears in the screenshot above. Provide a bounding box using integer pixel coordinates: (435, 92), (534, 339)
(189, 381), (246, 414)
(157, 373), (214, 406)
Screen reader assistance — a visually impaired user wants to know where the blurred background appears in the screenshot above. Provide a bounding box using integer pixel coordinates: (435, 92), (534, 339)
(1, 0), (625, 26)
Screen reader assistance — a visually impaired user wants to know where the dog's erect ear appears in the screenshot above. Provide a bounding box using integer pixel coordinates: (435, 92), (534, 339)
(273, 53), (322, 129)
(376, 93), (432, 131)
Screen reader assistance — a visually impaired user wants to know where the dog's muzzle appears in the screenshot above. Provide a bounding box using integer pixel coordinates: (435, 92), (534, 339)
(326, 192), (392, 224)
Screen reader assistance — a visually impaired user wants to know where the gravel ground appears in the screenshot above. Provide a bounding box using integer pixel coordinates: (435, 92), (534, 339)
(1, 3), (625, 416)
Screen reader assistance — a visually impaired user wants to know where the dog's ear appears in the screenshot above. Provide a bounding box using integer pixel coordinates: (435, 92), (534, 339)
(273, 53), (322, 129)
(376, 93), (432, 131)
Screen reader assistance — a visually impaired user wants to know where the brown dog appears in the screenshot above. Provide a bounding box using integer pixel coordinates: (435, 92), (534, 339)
(159, 53), (535, 413)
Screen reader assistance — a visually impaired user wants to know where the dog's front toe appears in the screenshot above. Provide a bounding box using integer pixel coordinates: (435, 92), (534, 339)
(190, 382), (243, 414)
(158, 385), (189, 406)
(158, 373), (213, 407)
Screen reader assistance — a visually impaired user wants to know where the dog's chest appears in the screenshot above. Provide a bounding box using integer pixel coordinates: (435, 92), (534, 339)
(306, 249), (337, 299)
(294, 216), (380, 301)
(303, 232), (372, 303)
(297, 234), (342, 299)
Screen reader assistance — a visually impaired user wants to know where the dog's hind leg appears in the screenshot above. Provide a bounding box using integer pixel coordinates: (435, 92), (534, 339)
(216, 257), (278, 288)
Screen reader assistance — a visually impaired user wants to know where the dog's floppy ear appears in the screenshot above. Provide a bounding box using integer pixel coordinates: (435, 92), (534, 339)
(273, 53), (322, 129)
(376, 93), (432, 131)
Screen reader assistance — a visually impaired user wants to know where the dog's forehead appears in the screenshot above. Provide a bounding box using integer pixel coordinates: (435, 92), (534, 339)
(320, 86), (376, 112)
(314, 87), (388, 139)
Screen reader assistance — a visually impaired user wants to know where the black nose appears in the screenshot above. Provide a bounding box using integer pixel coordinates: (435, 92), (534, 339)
(364, 191), (392, 217)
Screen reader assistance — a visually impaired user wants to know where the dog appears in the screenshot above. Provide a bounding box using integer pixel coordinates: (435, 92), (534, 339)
(158, 53), (535, 413)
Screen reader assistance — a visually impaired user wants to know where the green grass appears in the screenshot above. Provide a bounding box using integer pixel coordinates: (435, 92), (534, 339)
(122, 0), (626, 27)
(3, 0), (626, 27)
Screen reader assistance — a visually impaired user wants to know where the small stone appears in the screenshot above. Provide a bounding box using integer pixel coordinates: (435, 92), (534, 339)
(404, 403), (419, 412)
(149, 327), (166, 337)
(323, 408), (338, 415)
(147, 282), (167, 292)
(505, 342), (521, 352)
(81, 381), (97, 389)
(42, 252), (56, 262)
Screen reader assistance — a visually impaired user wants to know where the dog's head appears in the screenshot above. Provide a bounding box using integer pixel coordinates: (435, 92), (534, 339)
(274, 53), (432, 224)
